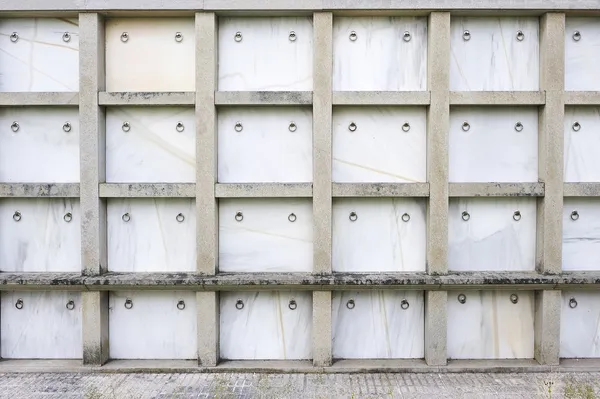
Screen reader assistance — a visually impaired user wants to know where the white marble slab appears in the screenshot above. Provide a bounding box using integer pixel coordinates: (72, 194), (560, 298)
(333, 107), (426, 183)
(107, 199), (195, 272)
(218, 17), (313, 91)
(447, 290), (534, 359)
(449, 107), (538, 183)
(1, 291), (82, 358)
(219, 199), (313, 272)
(220, 291), (312, 360)
(562, 199), (600, 271)
(450, 17), (539, 91)
(333, 17), (427, 91)
(333, 198), (426, 272)
(105, 18), (194, 92)
(0, 18), (79, 92)
(561, 291), (600, 358)
(332, 291), (424, 359)
(109, 291), (197, 359)
(0, 199), (80, 272)
(0, 107), (79, 183)
(449, 198), (536, 271)
(565, 18), (600, 91)
(218, 107), (312, 183)
(564, 107), (600, 182)
(106, 107), (195, 183)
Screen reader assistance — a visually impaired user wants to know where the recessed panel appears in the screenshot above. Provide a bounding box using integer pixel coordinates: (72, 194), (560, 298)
(220, 291), (312, 360)
(219, 199), (313, 272)
(333, 107), (426, 183)
(105, 18), (194, 92)
(218, 107), (312, 183)
(450, 17), (539, 91)
(564, 107), (600, 182)
(107, 199), (195, 272)
(563, 199), (600, 271)
(333, 17), (427, 91)
(561, 291), (600, 358)
(565, 18), (600, 91)
(333, 198), (426, 272)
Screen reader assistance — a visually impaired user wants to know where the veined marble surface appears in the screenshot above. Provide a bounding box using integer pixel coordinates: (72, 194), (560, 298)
(332, 291), (424, 359)
(561, 291), (600, 358)
(333, 17), (427, 91)
(0, 199), (80, 272)
(109, 291), (197, 359)
(450, 17), (539, 91)
(1, 291), (82, 359)
(218, 17), (313, 91)
(219, 199), (313, 272)
(107, 199), (195, 272)
(0, 107), (79, 183)
(564, 107), (600, 182)
(0, 18), (79, 92)
(333, 107), (426, 183)
(106, 107), (195, 183)
(218, 107), (312, 183)
(105, 18), (194, 92)
(447, 290), (534, 359)
(563, 199), (600, 271)
(449, 107), (538, 183)
(220, 291), (312, 360)
(333, 198), (426, 272)
(449, 198), (536, 271)
(565, 18), (600, 91)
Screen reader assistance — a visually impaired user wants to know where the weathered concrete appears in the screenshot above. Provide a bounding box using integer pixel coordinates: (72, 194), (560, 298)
(535, 290), (561, 366)
(81, 291), (109, 366)
(215, 91), (313, 105)
(0, 92), (79, 106)
(312, 291), (332, 367)
(449, 91), (545, 105)
(332, 183), (429, 197)
(425, 290), (447, 366)
(563, 91), (600, 105)
(215, 183), (312, 198)
(564, 182), (600, 197)
(0, 183), (79, 198)
(448, 183), (545, 197)
(98, 91), (195, 106)
(197, 291), (219, 367)
(332, 91), (430, 105)
(99, 183), (195, 198)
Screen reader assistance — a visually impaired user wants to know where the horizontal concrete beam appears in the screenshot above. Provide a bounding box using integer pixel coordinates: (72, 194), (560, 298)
(332, 183), (429, 197)
(564, 183), (600, 197)
(563, 91), (600, 105)
(98, 92), (195, 106)
(450, 91), (545, 106)
(332, 91), (430, 105)
(215, 91), (313, 106)
(0, 92), (78, 106)
(99, 183), (195, 198)
(449, 183), (545, 197)
(0, 183), (80, 197)
(215, 183), (312, 197)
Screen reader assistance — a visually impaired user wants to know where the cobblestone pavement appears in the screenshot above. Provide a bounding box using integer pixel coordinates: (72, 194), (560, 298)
(1, 372), (599, 398)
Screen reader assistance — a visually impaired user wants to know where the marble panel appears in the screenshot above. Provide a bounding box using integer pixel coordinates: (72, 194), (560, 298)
(564, 107), (600, 182)
(218, 17), (313, 91)
(107, 199), (195, 272)
(105, 18), (194, 92)
(333, 107), (426, 183)
(106, 107), (195, 183)
(447, 290), (534, 359)
(1, 291), (82, 358)
(109, 291), (197, 359)
(220, 291), (312, 360)
(565, 18), (600, 91)
(449, 198), (536, 271)
(218, 107), (312, 183)
(561, 291), (600, 358)
(0, 107), (79, 183)
(449, 107), (538, 183)
(219, 199), (313, 272)
(450, 17), (539, 91)
(0, 199), (80, 272)
(563, 199), (600, 271)
(0, 18), (79, 92)
(332, 291), (424, 359)
(333, 198), (426, 272)
(333, 17), (427, 91)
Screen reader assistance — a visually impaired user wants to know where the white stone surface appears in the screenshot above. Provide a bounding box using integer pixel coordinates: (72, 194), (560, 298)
(109, 291), (197, 359)
(565, 18), (600, 91)
(450, 17), (539, 91)
(333, 107), (426, 183)
(218, 17), (313, 91)
(0, 199), (80, 272)
(449, 198), (536, 271)
(564, 107), (600, 182)
(561, 291), (600, 358)
(332, 198), (426, 272)
(0, 18), (79, 92)
(219, 199), (313, 272)
(333, 17), (427, 91)
(449, 107), (538, 183)
(220, 291), (312, 360)
(563, 199), (600, 271)
(447, 290), (534, 359)
(0, 107), (79, 183)
(218, 107), (312, 183)
(1, 291), (82, 359)
(106, 107), (195, 183)
(107, 199), (195, 272)
(105, 18), (194, 92)
(332, 291), (424, 359)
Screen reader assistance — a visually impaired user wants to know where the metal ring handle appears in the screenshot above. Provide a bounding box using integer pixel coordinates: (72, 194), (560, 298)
(176, 122), (185, 132)
(122, 213), (131, 223)
(402, 122), (410, 132)
(66, 300), (75, 310)
(349, 211), (358, 222)
(516, 30), (525, 41)
(461, 211), (470, 221)
(121, 32), (129, 42)
(235, 299), (244, 310)
(458, 293), (467, 304)
(463, 30), (471, 41)
(288, 213), (297, 223)
(234, 31), (243, 42)
(62, 32), (71, 42)
(571, 210), (579, 221)
(64, 212), (73, 223)
(124, 298), (133, 309)
(515, 122), (524, 132)
(10, 32), (19, 43)
(462, 121), (470, 132)
(177, 300), (185, 310)
(573, 31), (581, 41)
(175, 32), (183, 42)
(400, 299), (409, 310)
(13, 211), (21, 222)
(288, 122), (297, 132)
(234, 122), (243, 132)
(63, 122), (72, 132)
(569, 297), (578, 308)
(348, 122), (357, 132)
(510, 294), (519, 304)
(346, 299), (355, 309)
(401, 213), (410, 222)
(289, 299), (297, 310)
(289, 31), (297, 41)
(11, 121), (19, 132)
(122, 122), (131, 132)
(15, 298), (23, 309)
(349, 31), (357, 41)
(572, 122), (581, 132)
(235, 211), (243, 222)
(176, 213), (185, 223)
(403, 31), (411, 42)
(513, 211), (521, 221)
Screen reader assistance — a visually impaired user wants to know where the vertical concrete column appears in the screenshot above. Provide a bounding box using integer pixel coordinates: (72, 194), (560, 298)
(196, 12), (219, 366)
(312, 12), (333, 367)
(79, 13), (109, 365)
(425, 12), (450, 366)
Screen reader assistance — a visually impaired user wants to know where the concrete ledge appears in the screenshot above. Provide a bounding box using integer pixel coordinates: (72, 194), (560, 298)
(332, 91), (430, 105)
(564, 91), (600, 105)
(333, 183), (429, 197)
(450, 91), (545, 106)
(215, 183), (312, 198)
(99, 183), (195, 198)
(99, 92), (195, 106)
(0, 183), (80, 198)
(0, 92), (79, 106)
(215, 91), (313, 106)
(564, 182), (600, 197)
(449, 182), (544, 197)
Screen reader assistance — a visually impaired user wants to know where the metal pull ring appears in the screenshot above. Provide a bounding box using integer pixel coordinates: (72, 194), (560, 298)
(11, 121), (19, 132)
(13, 211), (22, 222)
(346, 299), (355, 309)
(571, 210), (579, 221)
(64, 212), (73, 223)
(66, 300), (75, 310)
(10, 32), (19, 43)
(175, 32), (183, 42)
(510, 294), (519, 304)
(289, 31), (297, 41)
(288, 213), (297, 222)
(348, 122), (357, 132)
(457, 293), (467, 304)
(176, 122), (185, 132)
(349, 31), (357, 41)
(15, 298), (23, 309)
(402, 122), (410, 132)
(122, 122), (131, 132)
(124, 298), (133, 309)
(122, 213), (131, 223)
(515, 122), (524, 132)
(62, 32), (71, 42)
(288, 122), (297, 132)
(235, 299), (244, 310)
(461, 211), (470, 221)
(235, 211), (243, 222)
(234, 122), (243, 132)
(121, 32), (129, 42)
(513, 211), (521, 221)
(463, 30), (471, 41)
(289, 299), (297, 310)
(401, 213), (410, 222)
(349, 211), (358, 222)
(177, 300), (185, 310)
(572, 122), (581, 132)
(569, 297), (578, 308)
(400, 299), (409, 310)
(403, 31), (411, 42)
(573, 31), (581, 41)
(461, 121), (470, 132)
(234, 31), (243, 42)
(176, 213), (185, 223)
(516, 30), (525, 41)
(63, 122), (72, 132)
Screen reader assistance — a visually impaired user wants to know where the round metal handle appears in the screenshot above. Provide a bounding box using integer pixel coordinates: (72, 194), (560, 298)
(122, 122), (131, 132)
(348, 122), (357, 132)
(349, 31), (357, 41)
(569, 297), (578, 308)
(234, 31), (243, 42)
(122, 213), (131, 223)
(288, 213), (297, 222)
(349, 211), (358, 222)
(288, 122), (297, 132)
(121, 32), (129, 42)
(403, 31), (411, 42)
(461, 211), (470, 221)
(289, 299), (297, 310)
(176, 122), (185, 132)
(10, 32), (18, 43)
(462, 121), (470, 132)
(66, 300), (75, 310)
(235, 211), (243, 222)
(289, 31), (297, 41)
(573, 31), (581, 41)
(176, 213), (185, 223)
(400, 299), (409, 310)
(13, 211), (21, 222)
(235, 299), (244, 310)
(177, 300), (185, 310)
(346, 299), (355, 309)
(401, 213), (410, 222)
(124, 298), (133, 309)
(62, 32), (71, 42)
(63, 122), (72, 132)
(175, 32), (183, 42)
(402, 122), (410, 132)
(64, 212), (73, 223)
(234, 122), (243, 132)
(515, 122), (524, 132)
(513, 211), (521, 221)
(571, 210), (579, 221)
(458, 293), (467, 304)
(15, 298), (23, 309)
(11, 121), (19, 132)
(572, 122), (581, 132)
(516, 30), (525, 41)
(510, 294), (519, 304)
(463, 30), (471, 41)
